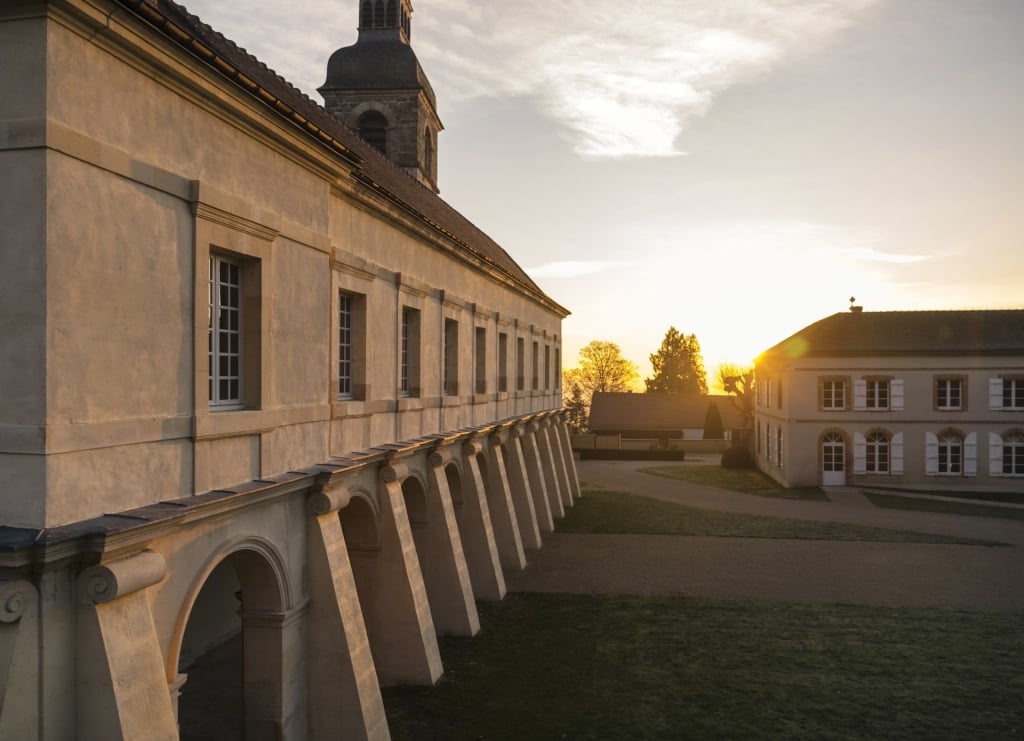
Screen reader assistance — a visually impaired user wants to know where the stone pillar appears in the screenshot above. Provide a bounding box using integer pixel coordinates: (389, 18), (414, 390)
(238, 601), (309, 741)
(554, 413), (583, 498)
(420, 453), (480, 637)
(504, 425), (543, 548)
(536, 418), (566, 519)
(484, 431), (528, 570)
(450, 441), (506, 600)
(0, 580), (39, 740)
(76, 551), (178, 741)
(547, 413), (575, 508)
(521, 421), (555, 534)
(355, 465), (442, 686)
(307, 485), (390, 741)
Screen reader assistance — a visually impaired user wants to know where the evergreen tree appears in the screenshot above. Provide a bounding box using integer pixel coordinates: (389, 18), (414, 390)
(702, 401), (725, 440)
(563, 383), (589, 433)
(645, 327), (707, 394)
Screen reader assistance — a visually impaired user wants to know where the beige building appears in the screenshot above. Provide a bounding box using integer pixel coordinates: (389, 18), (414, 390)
(0, 0), (578, 738)
(755, 308), (1024, 490)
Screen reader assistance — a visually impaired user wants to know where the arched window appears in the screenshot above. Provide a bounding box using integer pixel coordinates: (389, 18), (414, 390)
(1003, 431), (1024, 475)
(866, 431), (889, 474)
(358, 111), (388, 155)
(423, 127), (433, 178)
(360, 0), (372, 28)
(938, 431), (962, 474)
(822, 432), (844, 471)
(386, 0), (398, 27)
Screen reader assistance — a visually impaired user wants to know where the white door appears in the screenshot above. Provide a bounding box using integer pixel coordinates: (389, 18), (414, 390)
(822, 432), (846, 486)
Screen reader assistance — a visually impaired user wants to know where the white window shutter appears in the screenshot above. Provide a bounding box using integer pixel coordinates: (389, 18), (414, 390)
(965, 432), (977, 477)
(891, 379), (904, 411)
(990, 378), (1003, 410)
(853, 432), (866, 474)
(891, 432), (904, 475)
(925, 432), (938, 475)
(989, 432), (1003, 476)
(853, 380), (866, 411)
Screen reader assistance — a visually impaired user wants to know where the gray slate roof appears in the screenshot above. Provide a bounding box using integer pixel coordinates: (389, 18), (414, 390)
(759, 310), (1024, 361)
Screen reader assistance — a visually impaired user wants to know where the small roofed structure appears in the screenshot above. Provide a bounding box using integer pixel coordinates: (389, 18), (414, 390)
(587, 392), (745, 446)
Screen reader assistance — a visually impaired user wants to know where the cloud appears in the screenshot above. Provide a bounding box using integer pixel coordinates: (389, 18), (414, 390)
(837, 247), (930, 264)
(526, 260), (630, 278)
(182, 0), (881, 159)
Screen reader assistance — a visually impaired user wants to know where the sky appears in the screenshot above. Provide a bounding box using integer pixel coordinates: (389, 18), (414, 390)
(182, 0), (1024, 388)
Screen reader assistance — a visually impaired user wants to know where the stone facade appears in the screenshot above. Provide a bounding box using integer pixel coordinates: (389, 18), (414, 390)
(0, 0), (577, 738)
(755, 309), (1024, 490)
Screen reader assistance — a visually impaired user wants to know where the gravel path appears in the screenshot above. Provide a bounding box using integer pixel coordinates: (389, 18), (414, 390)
(505, 460), (1024, 612)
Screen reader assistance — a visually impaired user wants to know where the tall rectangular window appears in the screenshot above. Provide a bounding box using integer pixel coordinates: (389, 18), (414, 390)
(475, 327), (487, 394)
(544, 345), (551, 390)
(516, 337), (525, 391)
(555, 348), (561, 388)
(936, 378), (963, 410)
(338, 293), (354, 398)
(1003, 379), (1024, 409)
(209, 254), (242, 408)
(444, 319), (459, 396)
(401, 307), (421, 397)
(866, 379), (889, 409)
(821, 379), (846, 410)
(498, 332), (509, 392)
(532, 341), (539, 391)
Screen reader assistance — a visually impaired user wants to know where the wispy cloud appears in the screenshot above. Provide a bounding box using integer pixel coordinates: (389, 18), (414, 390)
(527, 260), (630, 278)
(183, 1), (881, 159)
(837, 246), (930, 264)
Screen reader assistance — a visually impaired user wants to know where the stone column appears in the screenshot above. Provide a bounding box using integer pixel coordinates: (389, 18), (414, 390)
(356, 464), (442, 686)
(449, 441), (506, 601)
(504, 425), (544, 548)
(547, 412), (575, 508)
(307, 485), (389, 741)
(521, 421), (555, 534)
(419, 453), (480, 637)
(484, 430), (528, 570)
(238, 601), (309, 741)
(554, 412), (583, 498)
(536, 418), (566, 519)
(76, 551), (178, 741)
(0, 580), (39, 740)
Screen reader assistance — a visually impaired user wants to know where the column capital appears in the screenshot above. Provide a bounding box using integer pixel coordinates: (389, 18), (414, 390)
(309, 482), (352, 515)
(0, 580), (36, 623)
(78, 551), (166, 605)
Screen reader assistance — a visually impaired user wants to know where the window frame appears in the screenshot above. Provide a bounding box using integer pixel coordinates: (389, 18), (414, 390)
(935, 376), (965, 411)
(865, 431), (890, 474)
(820, 377), (849, 411)
(209, 253), (244, 409)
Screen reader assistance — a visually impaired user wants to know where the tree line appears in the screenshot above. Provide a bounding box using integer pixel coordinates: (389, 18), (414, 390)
(562, 327), (753, 434)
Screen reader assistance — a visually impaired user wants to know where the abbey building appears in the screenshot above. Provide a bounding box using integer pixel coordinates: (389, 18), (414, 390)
(0, 0), (576, 738)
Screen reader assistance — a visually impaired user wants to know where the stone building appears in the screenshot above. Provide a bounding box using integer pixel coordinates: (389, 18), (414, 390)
(754, 308), (1024, 490)
(0, 0), (577, 738)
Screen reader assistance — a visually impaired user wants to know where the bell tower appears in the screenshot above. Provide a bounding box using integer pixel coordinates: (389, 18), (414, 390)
(319, 0), (443, 193)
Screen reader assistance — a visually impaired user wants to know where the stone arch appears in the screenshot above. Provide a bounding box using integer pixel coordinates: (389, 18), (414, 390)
(341, 489), (381, 549)
(444, 460), (464, 508)
(357, 110), (389, 155)
(401, 471), (429, 526)
(170, 538), (294, 740)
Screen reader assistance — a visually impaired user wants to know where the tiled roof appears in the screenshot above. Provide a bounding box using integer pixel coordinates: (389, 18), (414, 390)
(116, 0), (566, 315)
(759, 310), (1024, 361)
(587, 392), (745, 432)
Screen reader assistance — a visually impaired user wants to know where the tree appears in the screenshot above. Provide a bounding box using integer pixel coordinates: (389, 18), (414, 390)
(645, 327), (707, 395)
(702, 401), (725, 440)
(717, 362), (755, 428)
(576, 341), (640, 397)
(563, 382), (589, 434)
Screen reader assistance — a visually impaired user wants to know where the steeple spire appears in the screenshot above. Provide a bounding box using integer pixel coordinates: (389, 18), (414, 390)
(320, 0), (443, 193)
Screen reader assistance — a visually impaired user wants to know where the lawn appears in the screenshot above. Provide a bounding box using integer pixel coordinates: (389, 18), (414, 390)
(557, 490), (1005, 545)
(864, 491), (1024, 522)
(384, 593), (1024, 740)
(640, 465), (828, 501)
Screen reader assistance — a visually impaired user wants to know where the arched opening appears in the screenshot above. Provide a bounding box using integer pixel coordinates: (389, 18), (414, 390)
(938, 429), (963, 475)
(341, 493), (380, 549)
(360, 0), (372, 28)
(866, 431), (890, 474)
(386, 0), (398, 27)
(423, 127), (434, 180)
(445, 462), (464, 509)
(1002, 430), (1024, 476)
(402, 475), (428, 526)
(176, 547), (287, 741)
(358, 111), (388, 155)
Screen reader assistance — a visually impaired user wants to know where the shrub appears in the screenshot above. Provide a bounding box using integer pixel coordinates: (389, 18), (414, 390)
(721, 445), (754, 469)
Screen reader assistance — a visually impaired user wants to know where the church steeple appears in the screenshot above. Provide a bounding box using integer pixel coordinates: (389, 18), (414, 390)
(319, 0), (443, 193)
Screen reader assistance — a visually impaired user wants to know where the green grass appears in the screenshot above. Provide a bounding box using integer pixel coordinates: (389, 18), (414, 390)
(864, 485), (1024, 505)
(557, 490), (1005, 545)
(640, 465), (829, 500)
(384, 593), (1024, 740)
(864, 491), (1024, 522)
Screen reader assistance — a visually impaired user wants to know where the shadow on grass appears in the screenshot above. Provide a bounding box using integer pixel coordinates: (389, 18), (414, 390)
(558, 490), (1004, 545)
(864, 491), (1024, 522)
(384, 593), (1024, 740)
(640, 465), (829, 501)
